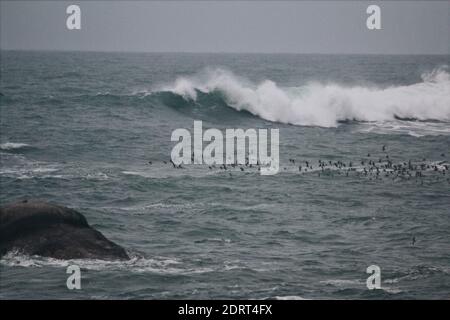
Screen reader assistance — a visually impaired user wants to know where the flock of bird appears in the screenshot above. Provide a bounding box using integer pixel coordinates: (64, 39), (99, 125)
(147, 145), (450, 184)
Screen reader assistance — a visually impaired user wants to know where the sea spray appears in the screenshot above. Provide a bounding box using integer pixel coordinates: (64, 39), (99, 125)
(155, 67), (450, 127)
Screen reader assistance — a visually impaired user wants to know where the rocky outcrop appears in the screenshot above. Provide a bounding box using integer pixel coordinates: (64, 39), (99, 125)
(0, 200), (129, 260)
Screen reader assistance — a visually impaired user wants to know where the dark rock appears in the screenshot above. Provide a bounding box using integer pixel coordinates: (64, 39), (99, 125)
(0, 200), (129, 260)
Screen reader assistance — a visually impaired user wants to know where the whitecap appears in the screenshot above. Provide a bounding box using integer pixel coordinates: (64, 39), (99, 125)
(0, 142), (30, 150)
(274, 295), (308, 300)
(0, 251), (213, 275)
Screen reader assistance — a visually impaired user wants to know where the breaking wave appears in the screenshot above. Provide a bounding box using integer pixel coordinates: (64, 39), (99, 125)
(153, 67), (450, 128)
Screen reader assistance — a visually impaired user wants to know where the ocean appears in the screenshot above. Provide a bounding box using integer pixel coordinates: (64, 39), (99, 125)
(0, 51), (449, 299)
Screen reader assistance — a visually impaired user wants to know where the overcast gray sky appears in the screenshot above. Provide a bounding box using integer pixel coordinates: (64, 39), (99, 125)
(1, 1), (449, 54)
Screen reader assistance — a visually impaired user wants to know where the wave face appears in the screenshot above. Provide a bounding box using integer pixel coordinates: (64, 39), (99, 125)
(155, 67), (450, 127)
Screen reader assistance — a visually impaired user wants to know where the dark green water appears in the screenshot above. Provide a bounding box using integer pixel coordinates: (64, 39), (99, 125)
(1, 51), (449, 299)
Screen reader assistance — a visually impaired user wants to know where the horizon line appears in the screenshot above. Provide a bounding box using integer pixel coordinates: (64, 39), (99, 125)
(1, 48), (449, 56)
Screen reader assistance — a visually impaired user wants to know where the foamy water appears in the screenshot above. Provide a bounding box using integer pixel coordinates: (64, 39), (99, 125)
(0, 142), (31, 150)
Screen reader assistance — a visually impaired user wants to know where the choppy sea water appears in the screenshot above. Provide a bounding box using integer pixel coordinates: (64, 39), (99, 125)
(0, 51), (449, 299)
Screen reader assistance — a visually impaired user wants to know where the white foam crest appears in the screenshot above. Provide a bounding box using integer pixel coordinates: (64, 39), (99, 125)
(274, 295), (308, 300)
(355, 120), (450, 136)
(0, 142), (30, 150)
(157, 67), (450, 128)
(0, 251), (213, 275)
